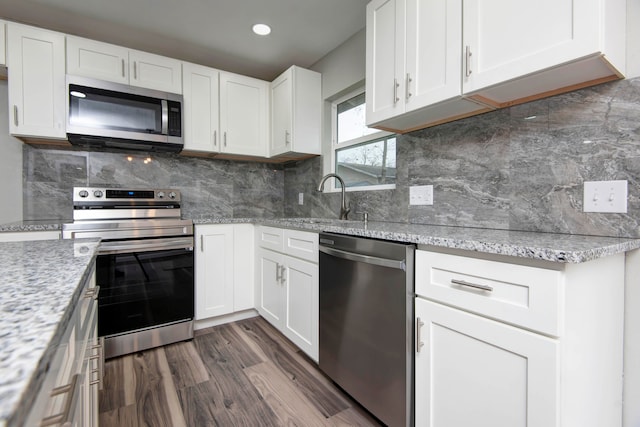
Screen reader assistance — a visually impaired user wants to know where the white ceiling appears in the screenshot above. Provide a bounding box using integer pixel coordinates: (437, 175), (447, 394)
(0, 0), (368, 81)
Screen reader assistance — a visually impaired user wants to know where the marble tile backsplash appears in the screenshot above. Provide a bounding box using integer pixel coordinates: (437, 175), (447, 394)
(23, 148), (285, 221)
(284, 77), (640, 238)
(21, 77), (639, 238)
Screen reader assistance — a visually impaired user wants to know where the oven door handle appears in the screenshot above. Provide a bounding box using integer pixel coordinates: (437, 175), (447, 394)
(98, 237), (194, 254)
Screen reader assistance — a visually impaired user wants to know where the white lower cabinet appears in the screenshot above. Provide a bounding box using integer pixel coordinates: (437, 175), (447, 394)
(25, 266), (100, 427)
(415, 249), (625, 427)
(256, 227), (319, 361)
(195, 224), (254, 321)
(415, 298), (558, 426)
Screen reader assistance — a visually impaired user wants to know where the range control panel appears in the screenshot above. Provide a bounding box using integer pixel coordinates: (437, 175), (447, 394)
(73, 187), (181, 203)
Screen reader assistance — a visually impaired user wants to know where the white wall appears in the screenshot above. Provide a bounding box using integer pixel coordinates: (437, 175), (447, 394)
(310, 29), (366, 180)
(627, 0), (640, 78)
(0, 80), (23, 223)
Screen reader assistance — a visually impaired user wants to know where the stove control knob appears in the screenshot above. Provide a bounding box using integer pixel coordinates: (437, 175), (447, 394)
(157, 191), (165, 199)
(93, 190), (103, 198)
(168, 191), (177, 199)
(79, 190), (89, 198)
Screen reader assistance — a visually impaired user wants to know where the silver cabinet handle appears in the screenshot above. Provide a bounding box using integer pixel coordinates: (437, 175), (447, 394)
(89, 338), (103, 387)
(213, 130), (217, 147)
(465, 45), (473, 77)
(451, 278), (493, 292)
(13, 105), (18, 126)
(406, 73), (412, 100)
(40, 374), (80, 426)
(275, 263), (281, 282)
(200, 234), (204, 252)
(280, 265), (286, 284)
(393, 78), (400, 104)
(133, 61), (137, 79)
(285, 130), (290, 144)
(121, 59), (125, 77)
(416, 317), (425, 353)
(85, 285), (100, 300)
(224, 131), (227, 147)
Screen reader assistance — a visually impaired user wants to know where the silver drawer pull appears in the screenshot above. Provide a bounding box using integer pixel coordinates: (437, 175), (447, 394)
(40, 374), (80, 426)
(416, 318), (425, 353)
(451, 279), (493, 292)
(85, 285), (100, 300)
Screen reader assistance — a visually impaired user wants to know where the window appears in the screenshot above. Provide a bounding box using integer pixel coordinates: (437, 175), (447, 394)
(329, 89), (396, 191)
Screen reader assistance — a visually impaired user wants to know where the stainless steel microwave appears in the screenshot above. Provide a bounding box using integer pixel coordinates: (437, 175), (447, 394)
(66, 75), (183, 153)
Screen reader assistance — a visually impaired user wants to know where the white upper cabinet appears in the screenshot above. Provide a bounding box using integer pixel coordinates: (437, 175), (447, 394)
(270, 65), (321, 158)
(462, 0), (626, 106)
(0, 21), (6, 67)
(366, 0), (489, 132)
(366, 0), (404, 125)
(66, 36), (129, 85)
(183, 65), (270, 157)
(367, 0), (626, 133)
(182, 62), (220, 153)
(7, 22), (66, 139)
(219, 72), (269, 157)
(129, 50), (182, 93)
(66, 36), (182, 93)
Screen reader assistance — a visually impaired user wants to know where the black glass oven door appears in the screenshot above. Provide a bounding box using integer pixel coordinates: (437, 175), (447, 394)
(96, 245), (194, 337)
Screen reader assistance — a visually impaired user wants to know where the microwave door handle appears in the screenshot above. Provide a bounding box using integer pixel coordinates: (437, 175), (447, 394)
(161, 99), (168, 135)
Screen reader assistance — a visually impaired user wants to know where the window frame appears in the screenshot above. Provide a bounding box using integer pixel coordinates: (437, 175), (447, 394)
(326, 87), (396, 193)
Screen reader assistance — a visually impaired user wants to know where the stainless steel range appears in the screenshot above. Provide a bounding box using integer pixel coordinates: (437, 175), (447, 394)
(63, 187), (194, 359)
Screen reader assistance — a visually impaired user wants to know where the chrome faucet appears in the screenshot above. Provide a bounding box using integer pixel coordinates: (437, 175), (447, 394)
(317, 173), (351, 220)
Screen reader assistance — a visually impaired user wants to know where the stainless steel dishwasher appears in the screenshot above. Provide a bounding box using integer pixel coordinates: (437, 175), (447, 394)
(319, 233), (415, 427)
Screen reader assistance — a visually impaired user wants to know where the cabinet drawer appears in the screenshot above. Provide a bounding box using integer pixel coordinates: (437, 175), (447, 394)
(257, 226), (284, 252)
(416, 251), (562, 336)
(284, 229), (318, 263)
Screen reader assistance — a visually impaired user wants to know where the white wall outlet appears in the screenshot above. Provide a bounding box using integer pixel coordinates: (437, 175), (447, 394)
(298, 192), (304, 205)
(583, 180), (628, 213)
(409, 185), (434, 206)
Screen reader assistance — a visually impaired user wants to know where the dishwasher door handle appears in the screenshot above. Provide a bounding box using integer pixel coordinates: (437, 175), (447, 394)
(320, 245), (406, 271)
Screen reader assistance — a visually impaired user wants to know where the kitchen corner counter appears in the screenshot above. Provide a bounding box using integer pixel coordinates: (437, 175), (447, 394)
(194, 218), (640, 263)
(0, 238), (99, 427)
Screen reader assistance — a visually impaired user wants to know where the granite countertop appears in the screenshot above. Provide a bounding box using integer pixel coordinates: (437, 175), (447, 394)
(195, 217), (640, 264)
(4, 217), (640, 263)
(0, 238), (99, 427)
(0, 220), (64, 232)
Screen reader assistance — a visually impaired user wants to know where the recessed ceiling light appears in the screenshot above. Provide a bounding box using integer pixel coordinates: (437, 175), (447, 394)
(252, 24), (271, 36)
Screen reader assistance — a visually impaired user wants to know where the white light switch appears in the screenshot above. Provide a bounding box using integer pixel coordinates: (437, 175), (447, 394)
(410, 185), (433, 206)
(298, 192), (304, 205)
(583, 180), (627, 213)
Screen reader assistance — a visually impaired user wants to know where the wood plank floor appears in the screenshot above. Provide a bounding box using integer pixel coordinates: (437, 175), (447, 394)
(99, 317), (384, 426)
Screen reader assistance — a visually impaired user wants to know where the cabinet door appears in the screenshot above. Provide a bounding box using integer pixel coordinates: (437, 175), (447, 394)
(270, 69), (292, 156)
(182, 62), (220, 153)
(129, 50), (182, 93)
(195, 225), (234, 319)
(462, 0), (600, 94)
(7, 23), (66, 139)
(219, 72), (268, 157)
(365, 0), (405, 125)
(405, 0), (462, 110)
(256, 247), (284, 327)
(0, 21), (6, 66)
(66, 36), (129, 84)
(233, 224), (254, 311)
(283, 256), (318, 361)
(415, 298), (558, 427)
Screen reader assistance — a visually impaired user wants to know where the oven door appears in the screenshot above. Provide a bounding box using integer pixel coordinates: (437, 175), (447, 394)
(96, 236), (194, 338)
